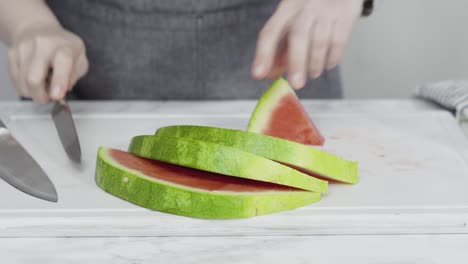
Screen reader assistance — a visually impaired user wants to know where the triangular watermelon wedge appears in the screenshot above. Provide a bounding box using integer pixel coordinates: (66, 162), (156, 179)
(247, 77), (325, 146)
(96, 147), (321, 219)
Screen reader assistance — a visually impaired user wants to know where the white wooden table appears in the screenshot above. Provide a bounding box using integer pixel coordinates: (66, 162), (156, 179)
(1, 99), (468, 263)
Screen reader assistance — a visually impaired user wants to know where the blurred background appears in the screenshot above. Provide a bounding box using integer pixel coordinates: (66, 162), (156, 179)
(1, 0), (467, 100)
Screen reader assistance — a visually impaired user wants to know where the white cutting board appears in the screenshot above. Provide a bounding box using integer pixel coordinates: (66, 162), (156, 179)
(1, 101), (468, 237)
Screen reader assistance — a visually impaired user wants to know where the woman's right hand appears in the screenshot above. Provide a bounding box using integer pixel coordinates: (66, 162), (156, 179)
(7, 24), (88, 103)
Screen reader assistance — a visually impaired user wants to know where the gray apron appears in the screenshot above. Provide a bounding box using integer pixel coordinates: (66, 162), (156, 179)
(46, 0), (342, 100)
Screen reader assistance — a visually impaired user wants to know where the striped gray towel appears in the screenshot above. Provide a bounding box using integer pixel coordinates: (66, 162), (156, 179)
(417, 80), (468, 137)
(417, 80), (468, 110)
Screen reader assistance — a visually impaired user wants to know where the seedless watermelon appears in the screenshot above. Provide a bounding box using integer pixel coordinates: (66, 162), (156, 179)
(128, 135), (328, 193)
(96, 147), (321, 219)
(155, 125), (358, 184)
(247, 77), (325, 146)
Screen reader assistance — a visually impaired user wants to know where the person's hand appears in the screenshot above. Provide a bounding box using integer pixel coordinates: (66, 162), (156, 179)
(252, 0), (363, 89)
(7, 24), (88, 103)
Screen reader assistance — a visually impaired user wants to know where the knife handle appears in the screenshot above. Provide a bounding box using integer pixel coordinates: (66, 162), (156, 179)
(45, 69), (64, 101)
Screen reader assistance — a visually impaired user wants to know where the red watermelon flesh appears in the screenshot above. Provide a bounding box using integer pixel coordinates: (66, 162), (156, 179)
(247, 78), (325, 146)
(109, 149), (302, 192)
(265, 93), (324, 145)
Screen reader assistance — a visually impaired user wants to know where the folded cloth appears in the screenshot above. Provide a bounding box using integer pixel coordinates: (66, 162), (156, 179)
(417, 80), (468, 138)
(417, 80), (468, 109)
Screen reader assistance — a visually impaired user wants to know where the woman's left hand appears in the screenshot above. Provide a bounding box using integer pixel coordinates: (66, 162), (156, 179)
(252, 0), (364, 89)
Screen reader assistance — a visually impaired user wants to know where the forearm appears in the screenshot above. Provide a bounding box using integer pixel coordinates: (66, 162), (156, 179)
(0, 0), (60, 46)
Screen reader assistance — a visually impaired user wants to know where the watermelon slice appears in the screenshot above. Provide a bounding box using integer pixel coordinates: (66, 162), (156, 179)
(128, 135), (328, 193)
(96, 147), (321, 219)
(247, 77), (325, 146)
(155, 126), (358, 184)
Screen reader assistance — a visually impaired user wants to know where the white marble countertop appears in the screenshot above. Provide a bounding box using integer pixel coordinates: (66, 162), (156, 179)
(1, 99), (468, 263)
(2, 235), (468, 263)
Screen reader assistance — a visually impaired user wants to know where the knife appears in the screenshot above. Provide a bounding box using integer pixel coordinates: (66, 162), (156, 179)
(51, 100), (82, 163)
(0, 119), (58, 202)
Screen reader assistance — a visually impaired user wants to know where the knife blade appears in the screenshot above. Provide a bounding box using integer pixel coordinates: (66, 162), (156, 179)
(51, 100), (81, 163)
(0, 119), (58, 202)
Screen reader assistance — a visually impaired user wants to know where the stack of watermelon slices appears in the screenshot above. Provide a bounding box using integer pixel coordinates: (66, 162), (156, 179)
(95, 78), (358, 219)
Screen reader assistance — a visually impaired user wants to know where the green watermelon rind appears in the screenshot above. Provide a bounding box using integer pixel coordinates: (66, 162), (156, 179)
(155, 125), (359, 184)
(247, 77), (292, 133)
(96, 147), (321, 219)
(128, 135), (328, 194)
